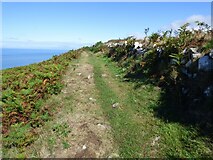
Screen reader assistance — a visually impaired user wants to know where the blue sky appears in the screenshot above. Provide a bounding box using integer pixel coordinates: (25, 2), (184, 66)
(2, 2), (211, 49)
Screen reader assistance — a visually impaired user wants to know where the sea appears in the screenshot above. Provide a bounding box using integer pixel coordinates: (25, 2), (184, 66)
(1, 48), (69, 70)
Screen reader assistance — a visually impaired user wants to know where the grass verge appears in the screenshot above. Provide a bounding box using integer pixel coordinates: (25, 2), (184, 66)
(89, 53), (212, 158)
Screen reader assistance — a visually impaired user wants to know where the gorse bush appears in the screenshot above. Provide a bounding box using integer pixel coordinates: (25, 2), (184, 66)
(1, 49), (81, 152)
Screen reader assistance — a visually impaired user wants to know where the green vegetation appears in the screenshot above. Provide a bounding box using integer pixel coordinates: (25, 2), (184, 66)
(52, 122), (71, 137)
(1, 49), (81, 156)
(1, 21), (212, 158)
(93, 22), (213, 137)
(51, 122), (72, 150)
(89, 54), (212, 158)
(87, 21), (213, 158)
(89, 41), (108, 53)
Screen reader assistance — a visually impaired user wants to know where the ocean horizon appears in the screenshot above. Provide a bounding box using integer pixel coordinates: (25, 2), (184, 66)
(1, 48), (70, 70)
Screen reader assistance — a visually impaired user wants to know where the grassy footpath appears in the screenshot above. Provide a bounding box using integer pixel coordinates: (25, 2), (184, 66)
(89, 53), (212, 158)
(1, 49), (81, 157)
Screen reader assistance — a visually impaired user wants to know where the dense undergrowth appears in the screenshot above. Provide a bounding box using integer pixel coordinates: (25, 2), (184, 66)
(89, 22), (213, 150)
(1, 49), (81, 155)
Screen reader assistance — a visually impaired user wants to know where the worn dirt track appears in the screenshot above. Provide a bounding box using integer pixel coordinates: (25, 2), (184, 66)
(27, 51), (118, 158)
(55, 52), (118, 158)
